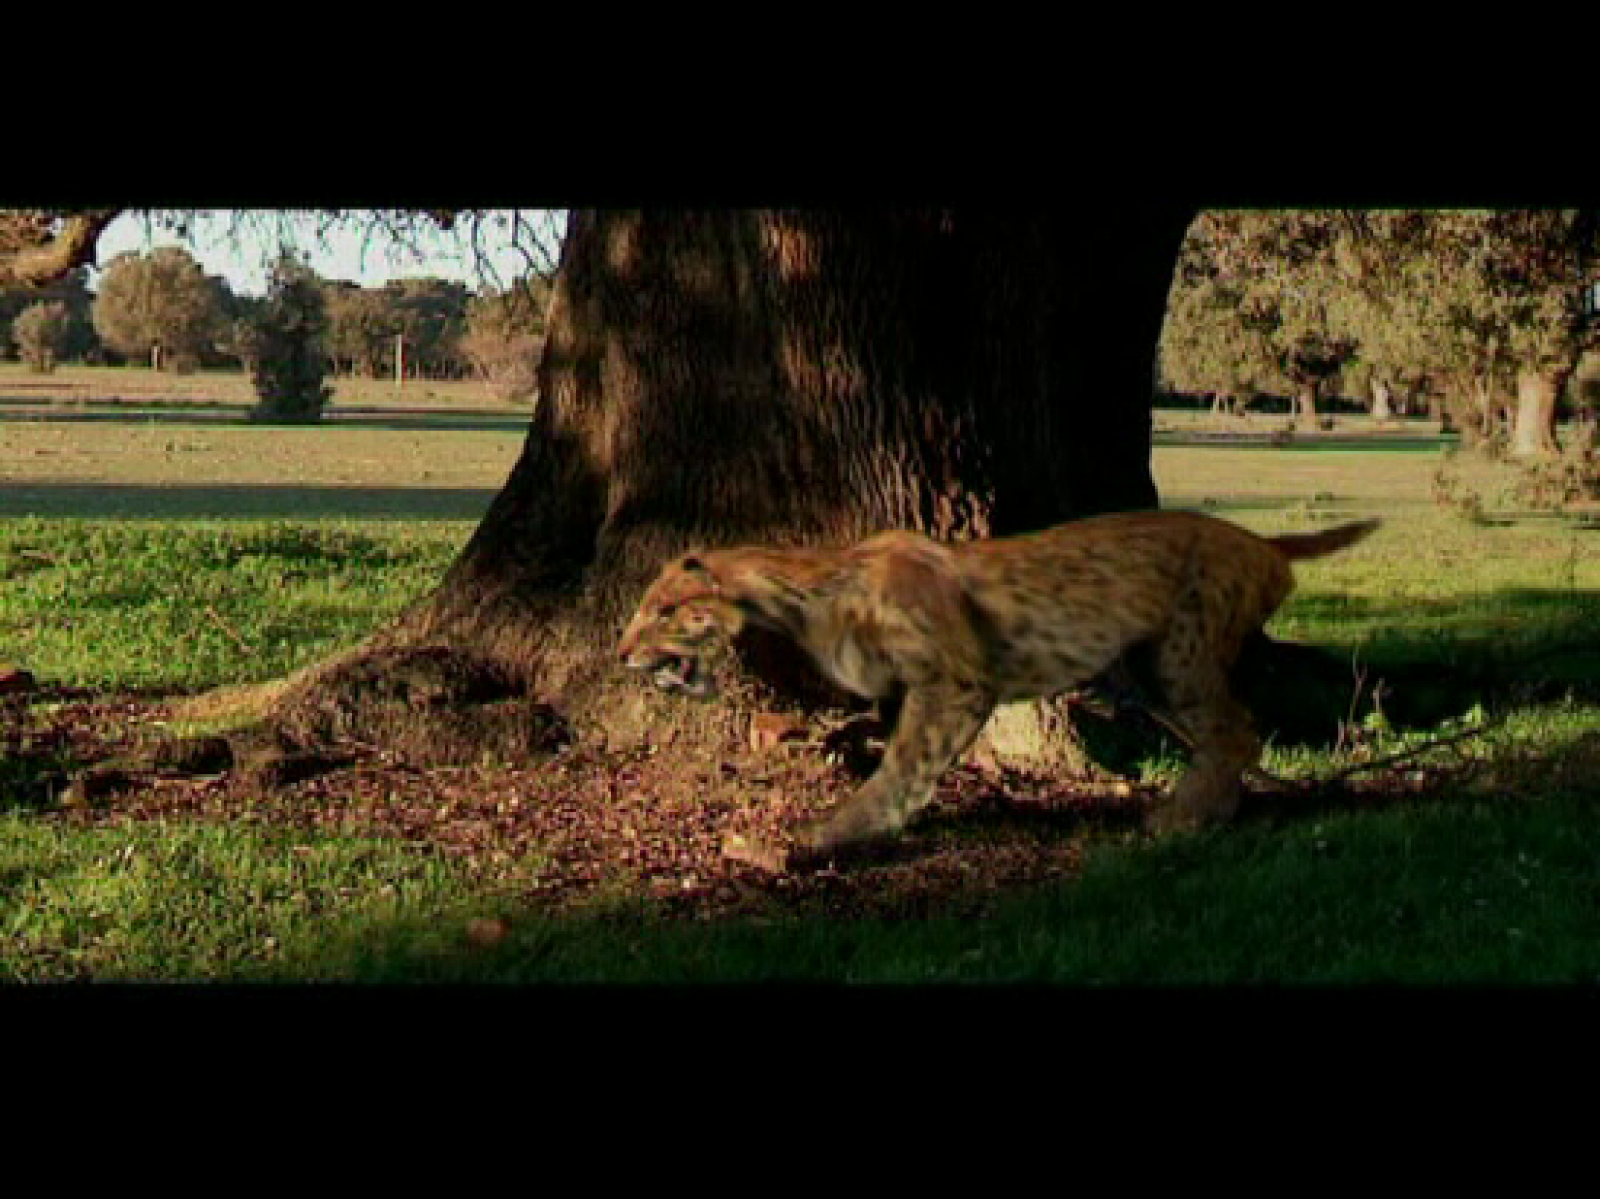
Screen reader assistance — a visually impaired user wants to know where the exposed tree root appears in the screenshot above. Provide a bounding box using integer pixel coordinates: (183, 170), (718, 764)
(116, 626), (815, 802)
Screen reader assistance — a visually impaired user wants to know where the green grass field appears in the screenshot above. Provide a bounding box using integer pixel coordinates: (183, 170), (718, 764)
(4, 410), (1600, 982)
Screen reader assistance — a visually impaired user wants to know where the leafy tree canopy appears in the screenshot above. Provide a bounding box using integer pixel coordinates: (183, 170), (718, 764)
(1163, 210), (1600, 431)
(91, 245), (221, 370)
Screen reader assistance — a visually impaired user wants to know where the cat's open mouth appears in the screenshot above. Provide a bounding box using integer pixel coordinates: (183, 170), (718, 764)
(633, 652), (716, 699)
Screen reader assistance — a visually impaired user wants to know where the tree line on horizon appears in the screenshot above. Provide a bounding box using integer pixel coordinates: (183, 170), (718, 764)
(0, 245), (553, 400)
(1158, 211), (1600, 454)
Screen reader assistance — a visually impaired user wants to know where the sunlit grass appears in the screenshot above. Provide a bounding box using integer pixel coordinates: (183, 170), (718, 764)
(0, 817), (480, 982)
(0, 518), (473, 689)
(0, 360), (521, 412)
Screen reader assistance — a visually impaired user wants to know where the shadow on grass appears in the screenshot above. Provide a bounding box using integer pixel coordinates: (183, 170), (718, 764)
(252, 732), (1600, 984)
(0, 744), (71, 811)
(0, 401), (530, 434)
(0, 484), (500, 521)
(2, 716), (82, 814)
(1238, 588), (1600, 742)
(1152, 430), (1453, 453)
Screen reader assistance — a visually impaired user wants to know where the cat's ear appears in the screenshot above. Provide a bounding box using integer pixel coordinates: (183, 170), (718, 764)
(679, 554), (720, 592)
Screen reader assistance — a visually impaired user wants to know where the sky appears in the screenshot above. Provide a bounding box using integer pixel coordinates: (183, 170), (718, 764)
(89, 210), (566, 297)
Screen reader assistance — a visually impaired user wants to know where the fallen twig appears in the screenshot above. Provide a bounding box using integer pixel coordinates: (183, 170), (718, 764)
(1304, 722), (1496, 788)
(1123, 692), (1498, 795)
(203, 605), (255, 657)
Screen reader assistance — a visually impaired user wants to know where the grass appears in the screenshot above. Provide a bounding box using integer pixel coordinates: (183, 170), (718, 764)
(12, 786), (1591, 983)
(0, 816), (487, 982)
(1156, 445), (1600, 678)
(0, 360), (525, 414)
(1, 519), (471, 689)
(4, 420), (1600, 981)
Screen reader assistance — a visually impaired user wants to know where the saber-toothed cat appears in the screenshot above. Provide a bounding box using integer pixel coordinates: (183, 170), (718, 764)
(618, 510), (1380, 866)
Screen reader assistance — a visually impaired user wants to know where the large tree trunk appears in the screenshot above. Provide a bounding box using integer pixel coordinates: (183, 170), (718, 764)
(1431, 384), (1455, 434)
(202, 209), (1193, 776)
(1511, 366), (1564, 456)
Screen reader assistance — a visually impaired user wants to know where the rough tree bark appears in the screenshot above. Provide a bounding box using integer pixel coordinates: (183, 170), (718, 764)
(1511, 366), (1566, 456)
(214, 208), (1195, 773)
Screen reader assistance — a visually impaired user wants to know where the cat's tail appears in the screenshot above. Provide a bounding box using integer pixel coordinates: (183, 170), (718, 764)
(1269, 518), (1381, 561)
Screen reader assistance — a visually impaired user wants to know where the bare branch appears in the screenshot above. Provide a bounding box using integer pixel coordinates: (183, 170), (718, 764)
(0, 209), (122, 288)
(1297, 722), (1496, 789)
(509, 209), (565, 277)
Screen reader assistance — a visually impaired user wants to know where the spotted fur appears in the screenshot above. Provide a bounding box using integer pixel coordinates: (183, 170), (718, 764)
(617, 511), (1380, 862)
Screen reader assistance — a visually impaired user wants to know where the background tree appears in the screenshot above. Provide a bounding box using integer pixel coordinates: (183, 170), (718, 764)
(91, 246), (221, 371)
(12, 300), (69, 372)
(1321, 256), (1435, 423)
(1436, 211), (1598, 455)
(460, 275), (552, 400)
(1159, 263), (1266, 413)
(318, 279), (470, 380)
(198, 274), (250, 370)
(1194, 210), (1600, 452)
(1401, 238), (1520, 445)
(384, 278), (471, 379)
(1161, 212), (1357, 422)
(0, 265), (98, 364)
(208, 284), (268, 372)
(216, 313), (266, 374)
(249, 255), (332, 423)
(322, 280), (394, 377)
